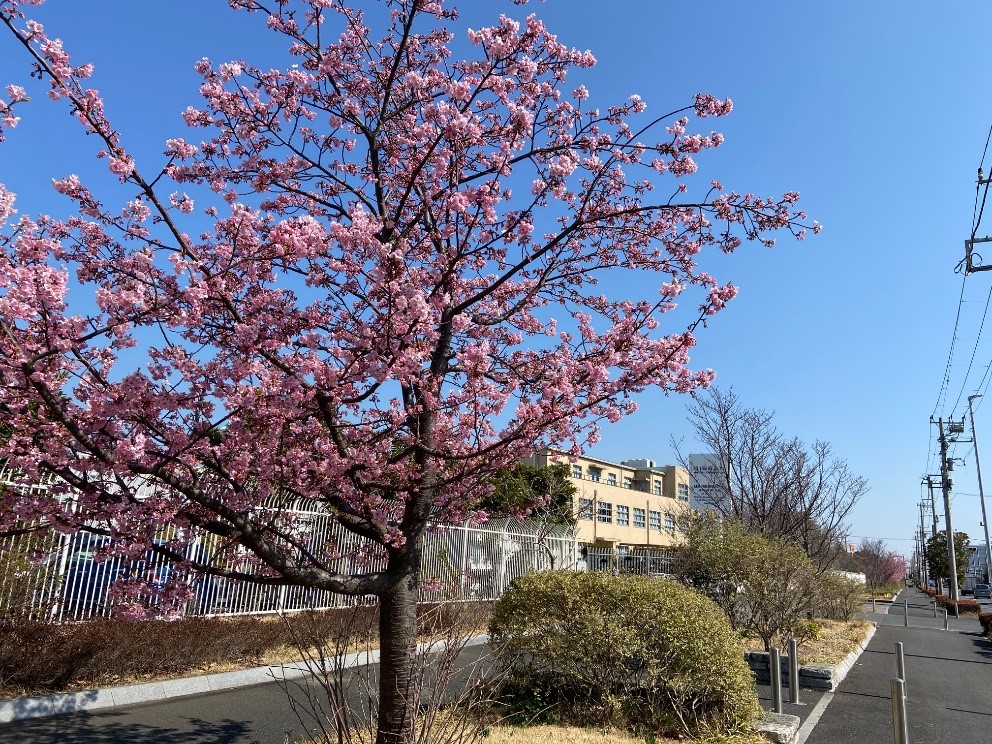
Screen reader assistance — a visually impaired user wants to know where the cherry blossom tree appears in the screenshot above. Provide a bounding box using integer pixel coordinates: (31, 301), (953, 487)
(0, 1), (815, 740)
(856, 538), (908, 596)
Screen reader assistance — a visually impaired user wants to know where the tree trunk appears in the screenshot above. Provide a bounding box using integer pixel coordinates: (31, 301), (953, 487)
(376, 561), (419, 744)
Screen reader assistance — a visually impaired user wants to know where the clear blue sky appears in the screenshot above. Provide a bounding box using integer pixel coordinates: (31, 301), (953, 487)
(4, 1), (992, 559)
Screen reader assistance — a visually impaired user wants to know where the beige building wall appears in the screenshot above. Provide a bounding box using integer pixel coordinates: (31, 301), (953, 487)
(525, 449), (691, 550)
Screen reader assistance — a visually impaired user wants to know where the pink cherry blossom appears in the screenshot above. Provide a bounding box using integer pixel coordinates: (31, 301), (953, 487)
(0, 2), (815, 741)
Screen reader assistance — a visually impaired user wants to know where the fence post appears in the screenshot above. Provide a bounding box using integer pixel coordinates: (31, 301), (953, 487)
(769, 647), (783, 714)
(890, 678), (909, 744)
(498, 523), (509, 595)
(894, 642), (906, 699)
(788, 637), (800, 704)
(459, 521), (470, 599)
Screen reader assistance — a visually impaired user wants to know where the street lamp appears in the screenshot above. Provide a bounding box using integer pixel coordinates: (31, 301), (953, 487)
(967, 394), (992, 584)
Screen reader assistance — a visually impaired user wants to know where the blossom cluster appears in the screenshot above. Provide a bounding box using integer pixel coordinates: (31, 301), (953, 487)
(0, 0), (814, 600)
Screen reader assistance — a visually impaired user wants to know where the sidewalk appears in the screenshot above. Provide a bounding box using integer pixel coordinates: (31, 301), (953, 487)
(800, 587), (992, 744)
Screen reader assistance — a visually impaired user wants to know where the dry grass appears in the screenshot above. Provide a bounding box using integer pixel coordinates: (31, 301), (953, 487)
(302, 723), (768, 744)
(740, 618), (872, 665)
(478, 724), (767, 744)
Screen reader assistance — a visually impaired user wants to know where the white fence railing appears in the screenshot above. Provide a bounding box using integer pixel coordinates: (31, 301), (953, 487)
(1, 466), (672, 621)
(0, 518), (581, 622)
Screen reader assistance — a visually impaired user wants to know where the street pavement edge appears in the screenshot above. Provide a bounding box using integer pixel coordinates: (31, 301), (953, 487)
(0, 635), (490, 725)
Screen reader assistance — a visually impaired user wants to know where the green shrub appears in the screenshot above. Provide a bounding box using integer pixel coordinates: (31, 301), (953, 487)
(488, 570), (759, 738)
(815, 573), (864, 621)
(0, 601), (491, 696)
(672, 513), (820, 649)
(934, 596), (981, 615)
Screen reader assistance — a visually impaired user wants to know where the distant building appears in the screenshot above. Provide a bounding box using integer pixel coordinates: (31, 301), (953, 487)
(524, 449), (690, 558)
(964, 543), (991, 588)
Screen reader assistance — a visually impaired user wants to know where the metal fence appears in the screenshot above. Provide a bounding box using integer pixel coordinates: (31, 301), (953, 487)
(1, 466), (676, 621)
(0, 474), (580, 621)
(584, 544), (675, 576)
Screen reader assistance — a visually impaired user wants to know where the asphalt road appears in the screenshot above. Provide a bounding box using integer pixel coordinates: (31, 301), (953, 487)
(0, 644), (492, 744)
(803, 587), (992, 744)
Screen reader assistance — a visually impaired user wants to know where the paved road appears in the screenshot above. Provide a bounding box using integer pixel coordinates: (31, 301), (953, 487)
(802, 587), (992, 744)
(0, 645), (491, 744)
(3, 588), (988, 743)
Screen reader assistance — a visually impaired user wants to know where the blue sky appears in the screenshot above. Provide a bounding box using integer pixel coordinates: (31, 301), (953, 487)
(3, 1), (992, 558)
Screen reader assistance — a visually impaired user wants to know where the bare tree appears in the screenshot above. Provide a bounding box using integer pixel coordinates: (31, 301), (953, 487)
(675, 388), (867, 569)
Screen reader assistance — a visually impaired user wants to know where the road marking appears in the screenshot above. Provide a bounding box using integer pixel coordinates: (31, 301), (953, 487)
(794, 691), (834, 744)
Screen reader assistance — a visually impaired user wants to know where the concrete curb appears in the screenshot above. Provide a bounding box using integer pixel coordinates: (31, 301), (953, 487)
(830, 621), (876, 684)
(0, 635), (489, 724)
(751, 623), (876, 744)
(746, 621), (878, 692)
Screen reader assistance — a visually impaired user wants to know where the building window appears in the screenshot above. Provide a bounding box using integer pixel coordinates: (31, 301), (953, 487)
(633, 508), (646, 528)
(653, 481), (662, 495)
(607, 473), (617, 486)
(623, 476), (633, 489)
(589, 467), (602, 483)
(616, 505), (630, 526)
(665, 512), (676, 533)
(572, 465), (583, 479)
(597, 502), (612, 523)
(649, 510), (661, 531)
(578, 498), (593, 520)
(678, 483), (689, 501)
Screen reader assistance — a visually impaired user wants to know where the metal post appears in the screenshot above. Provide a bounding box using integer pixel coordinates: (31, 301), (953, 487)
(943, 609), (949, 631)
(904, 599), (909, 627)
(932, 601), (937, 618)
(770, 647), (782, 714)
(895, 642), (906, 699)
(459, 520), (470, 598)
(789, 638), (800, 704)
(873, 597), (877, 612)
(968, 395), (992, 585)
(891, 678), (909, 744)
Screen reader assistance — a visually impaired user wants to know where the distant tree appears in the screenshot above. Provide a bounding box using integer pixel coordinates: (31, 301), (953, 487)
(926, 531), (970, 590)
(855, 538), (907, 596)
(676, 387), (867, 569)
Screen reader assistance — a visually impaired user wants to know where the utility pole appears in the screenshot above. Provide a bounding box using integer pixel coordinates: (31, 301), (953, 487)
(918, 501), (928, 588)
(923, 476), (941, 588)
(937, 417), (960, 600)
(967, 394), (992, 584)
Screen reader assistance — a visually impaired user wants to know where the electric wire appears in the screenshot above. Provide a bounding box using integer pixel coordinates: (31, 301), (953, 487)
(928, 123), (992, 475)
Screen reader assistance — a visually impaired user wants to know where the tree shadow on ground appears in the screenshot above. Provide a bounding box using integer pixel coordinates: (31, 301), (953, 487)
(0, 712), (255, 744)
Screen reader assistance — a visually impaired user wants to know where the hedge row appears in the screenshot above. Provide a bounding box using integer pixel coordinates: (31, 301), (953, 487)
(0, 601), (492, 697)
(930, 594), (982, 615)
